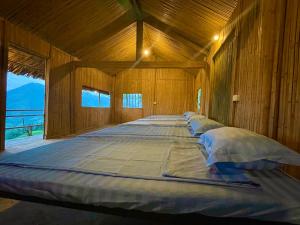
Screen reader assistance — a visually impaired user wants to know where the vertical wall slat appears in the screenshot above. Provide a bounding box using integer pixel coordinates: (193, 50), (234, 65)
(0, 19), (8, 151)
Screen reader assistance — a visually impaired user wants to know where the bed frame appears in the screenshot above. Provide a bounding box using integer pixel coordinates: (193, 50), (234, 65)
(0, 191), (292, 225)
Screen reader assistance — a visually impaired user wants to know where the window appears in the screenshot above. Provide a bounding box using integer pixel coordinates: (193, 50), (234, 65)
(197, 88), (202, 112)
(81, 87), (110, 108)
(123, 93), (142, 108)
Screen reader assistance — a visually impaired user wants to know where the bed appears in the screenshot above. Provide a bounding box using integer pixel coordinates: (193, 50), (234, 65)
(0, 115), (299, 225)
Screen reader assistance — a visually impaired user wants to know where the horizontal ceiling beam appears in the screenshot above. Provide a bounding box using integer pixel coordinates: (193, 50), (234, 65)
(143, 14), (208, 55)
(74, 61), (207, 69)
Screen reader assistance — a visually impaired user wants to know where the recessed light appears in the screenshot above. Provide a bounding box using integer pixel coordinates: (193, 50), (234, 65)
(213, 34), (219, 41)
(143, 49), (150, 56)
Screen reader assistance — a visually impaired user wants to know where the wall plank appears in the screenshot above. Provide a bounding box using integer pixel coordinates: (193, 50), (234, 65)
(0, 19), (8, 151)
(194, 68), (209, 115)
(73, 67), (113, 133)
(114, 69), (194, 123)
(114, 69), (156, 123)
(277, 0), (300, 178)
(3, 20), (114, 140)
(155, 69), (194, 115)
(6, 21), (50, 58)
(208, 0), (300, 179)
(45, 47), (73, 138)
(210, 31), (236, 125)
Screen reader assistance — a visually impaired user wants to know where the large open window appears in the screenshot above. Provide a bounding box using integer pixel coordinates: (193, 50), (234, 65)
(5, 47), (45, 142)
(81, 86), (111, 108)
(122, 93), (143, 108)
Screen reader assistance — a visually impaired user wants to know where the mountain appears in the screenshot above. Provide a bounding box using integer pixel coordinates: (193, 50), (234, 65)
(5, 83), (45, 140)
(6, 83), (45, 110)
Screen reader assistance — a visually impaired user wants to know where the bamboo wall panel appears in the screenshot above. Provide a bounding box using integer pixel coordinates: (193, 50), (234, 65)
(154, 69), (194, 115)
(6, 22), (50, 58)
(0, 19), (8, 151)
(209, 31), (236, 125)
(277, 0), (300, 179)
(114, 69), (156, 123)
(45, 47), (73, 139)
(208, 0), (300, 178)
(114, 69), (194, 123)
(3, 20), (115, 139)
(194, 68), (209, 115)
(73, 68), (113, 133)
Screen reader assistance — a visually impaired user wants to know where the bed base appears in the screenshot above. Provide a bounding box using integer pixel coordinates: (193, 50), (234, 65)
(0, 191), (291, 225)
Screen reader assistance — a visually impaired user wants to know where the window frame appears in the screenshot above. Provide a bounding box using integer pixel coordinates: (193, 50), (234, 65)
(122, 93), (143, 109)
(81, 86), (111, 108)
(197, 88), (202, 112)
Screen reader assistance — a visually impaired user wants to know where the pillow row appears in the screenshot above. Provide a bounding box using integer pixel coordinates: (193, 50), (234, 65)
(199, 127), (300, 170)
(190, 118), (223, 136)
(183, 111), (196, 120)
(184, 114), (300, 170)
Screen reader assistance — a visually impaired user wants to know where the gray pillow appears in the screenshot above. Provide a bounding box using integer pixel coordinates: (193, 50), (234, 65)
(199, 127), (300, 168)
(183, 111), (196, 120)
(187, 114), (206, 123)
(190, 118), (224, 136)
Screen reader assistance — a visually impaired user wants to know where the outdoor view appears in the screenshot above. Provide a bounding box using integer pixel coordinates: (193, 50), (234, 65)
(5, 73), (112, 141)
(5, 72), (45, 140)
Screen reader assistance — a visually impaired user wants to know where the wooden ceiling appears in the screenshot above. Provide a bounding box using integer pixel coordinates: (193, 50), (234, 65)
(0, 0), (238, 62)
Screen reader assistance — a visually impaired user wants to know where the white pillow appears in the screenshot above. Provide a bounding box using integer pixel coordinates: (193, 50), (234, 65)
(190, 118), (224, 136)
(187, 114), (206, 123)
(199, 127), (300, 168)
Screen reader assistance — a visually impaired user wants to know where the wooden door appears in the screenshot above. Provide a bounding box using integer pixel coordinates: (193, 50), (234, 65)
(154, 69), (194, 115)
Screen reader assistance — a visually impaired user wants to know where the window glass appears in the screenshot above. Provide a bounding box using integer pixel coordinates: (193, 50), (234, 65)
(123, 93), (143, 108)
(81, 87), (110, 108)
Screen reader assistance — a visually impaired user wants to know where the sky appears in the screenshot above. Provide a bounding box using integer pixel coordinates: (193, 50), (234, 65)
(7, 72), (44, 91)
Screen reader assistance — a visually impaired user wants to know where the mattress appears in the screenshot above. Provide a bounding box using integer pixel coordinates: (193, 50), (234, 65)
(0, 116), (300, 224)
(81, 124), (194, 138)
(123, 119), (187, 126)
(143, 115), (186, 121)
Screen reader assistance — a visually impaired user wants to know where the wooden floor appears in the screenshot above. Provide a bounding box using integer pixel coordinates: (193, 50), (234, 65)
(4, 134), (64, 155)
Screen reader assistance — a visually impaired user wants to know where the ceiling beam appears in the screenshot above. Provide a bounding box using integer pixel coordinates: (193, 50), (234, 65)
(72, 10), (136, 56)
(130, 0), (144, 60)
(143, 14), (208, 55)
(130, 0), (143, 20)
(136, 20), (143, 60)
(74, 61), (207, 69)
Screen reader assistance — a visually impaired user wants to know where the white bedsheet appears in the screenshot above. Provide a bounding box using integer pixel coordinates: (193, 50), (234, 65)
(0, 116), (300, 224)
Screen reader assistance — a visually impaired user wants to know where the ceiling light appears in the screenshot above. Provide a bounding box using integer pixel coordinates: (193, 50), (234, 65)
(213, 34), (219, 41)
(143, 49), (150, 56)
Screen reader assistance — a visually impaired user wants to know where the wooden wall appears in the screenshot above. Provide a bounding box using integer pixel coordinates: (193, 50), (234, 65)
(277, 0), (300, 178)
(0, 19), (114, 143)
(193, 68), (209, 115)
(45, 47), (74, 138)
(73, 67), (113, 134)
(0, 19), (8, 151)
(210, 31), (237, 125)
(114, 69), (195, 123)
(208, 0), (300, 179)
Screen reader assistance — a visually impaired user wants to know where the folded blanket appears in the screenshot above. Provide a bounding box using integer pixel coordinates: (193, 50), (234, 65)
(163, 143), (260, 188)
